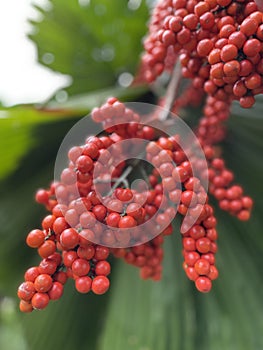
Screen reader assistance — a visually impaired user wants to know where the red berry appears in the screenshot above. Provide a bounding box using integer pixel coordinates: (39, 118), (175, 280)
(17, 281), (35, 301)
(76, 155), (93, 173)
(34, 274), (53, 293)
(48, 282), (64, 300)
(38, 258), (57, 275)
(35, 189), (49, 204)
(24, 267), (40, 282)
(38, 240), (56, 259)
(75, 276), (92, 293)
(194, 258), (210, 275)
(72, 258), (90, 277)
(26, 229), (45, 248)
(19, 300), (33, 313)
(31, 292), (49, 309)
(195, 276), (212, 292)
(95, 246), (110, 260)
(60, 228), (79, 249)
(196, 237), (211, 253)
(92, 276), (110, 295)
(95, 260), (111, 276)
(118, 215), (137, 228)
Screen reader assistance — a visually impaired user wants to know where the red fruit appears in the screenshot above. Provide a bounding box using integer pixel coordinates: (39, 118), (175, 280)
(63, 250), (78, 267)
(195, 276), (212, 292)
(118, 215), (137, 228)
(75, 276), (92, 293)
(182, 237), (196, 251)
(196, 237), (211, 253)
(94, 246), (110, 260)
(48, 282), (64, 300)
(92, 276), (110, 295)
(194, 258), (210, 275)
(19, 300), (33, 313)
(34, 274), (53, 293)
(76, 155), (93, 173)
(38, 258), (57, 275)
(72, 258), (90, 277)
(17, 281), (35, 301)
(60, 228), (79, 249)
(53, 271), (68, 285)
(95, 260), (111, 276)
(31, 292), (49, 309)
(35, 189), (49, 204)
(38, 240), (56, 259)
(24, 267), (40, 282)
(26, 229), (45, 248)
(208, 265), (219, 280)
(92, 205), (107, 221)
(184, 251), (200, 266)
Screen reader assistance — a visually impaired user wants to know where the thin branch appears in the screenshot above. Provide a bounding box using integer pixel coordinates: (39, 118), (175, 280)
(158, 60), (182, 121)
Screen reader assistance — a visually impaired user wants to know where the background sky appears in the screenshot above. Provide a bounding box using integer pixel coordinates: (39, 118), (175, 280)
(0, 0), (69, 106)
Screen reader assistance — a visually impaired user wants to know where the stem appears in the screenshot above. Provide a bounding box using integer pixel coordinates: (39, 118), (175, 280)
(106, 166), (133, 196)
(104, 152), (146, 196)
(158, 60), (182, 121)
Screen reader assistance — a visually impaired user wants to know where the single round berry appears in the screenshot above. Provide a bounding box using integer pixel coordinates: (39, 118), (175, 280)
(194, 258), (210, 275)
(19, 300), (33, 313)
(24, 267), (40, 282)
(95, 260), (111, 276)
(31, 292), (49, 309)
(17, 281), (35, 301)
(38, 240), (56, 259)
(26, 229), (45, 248)
(34, 274), (53, 293)
(48, 282), (64, 300)
(72, 258), (90, 277)
(75, 276), (92, 293)
(195, 276), (212, 293)
(92, 276), (110, 295)
(60, 228), (79, 249)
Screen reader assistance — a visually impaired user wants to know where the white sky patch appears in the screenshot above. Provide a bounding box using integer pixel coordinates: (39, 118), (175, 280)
(0, 0), (69, 106)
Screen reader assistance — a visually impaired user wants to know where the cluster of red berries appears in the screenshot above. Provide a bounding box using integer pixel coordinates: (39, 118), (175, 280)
(18, 97), (225, 312)
(17, 0), (257, 312)
(142, 0), (263, 108)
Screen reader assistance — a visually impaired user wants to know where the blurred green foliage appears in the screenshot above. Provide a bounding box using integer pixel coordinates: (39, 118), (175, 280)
(0, 1), (263, 350)
(29, 0), (148, 95)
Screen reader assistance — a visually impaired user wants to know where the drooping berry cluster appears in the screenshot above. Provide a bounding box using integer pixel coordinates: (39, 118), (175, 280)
(17, 0), (258, 312)
(17, 98), (224, 312)
(142, 0), (263, 108)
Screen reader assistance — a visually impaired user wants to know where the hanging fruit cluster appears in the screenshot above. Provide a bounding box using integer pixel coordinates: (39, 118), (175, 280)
(142, 0), (263, 108)
(17, 0), (258, 312)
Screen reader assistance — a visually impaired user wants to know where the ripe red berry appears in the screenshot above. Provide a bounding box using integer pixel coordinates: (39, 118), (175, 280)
(95, 246), (110, 260)
(76, 155), (93, 173)
(72, 258), (90, 277)
(118, 215), (137, 228)
(17, 281), (35, 301)
(35, 189), (49, 204)
(38, 258), (57, 275)
(75, 276), (92, 293)
(60, 228), (79, 249)
(31, 292), (50, 309)
(24, 267), (40, 282)
(48, 282), (64, 300)
(91, 276), (110, 295)
(34, 274), (53, 293)
(26, 229), (45, 248)
(95, 260), (111, 276)
(195, 276), (212, 293)
(196, 237), (211, 253)
(38, 240), (56, 259)
(19, 300), (33, 313)
(194, 258), (210, 275)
